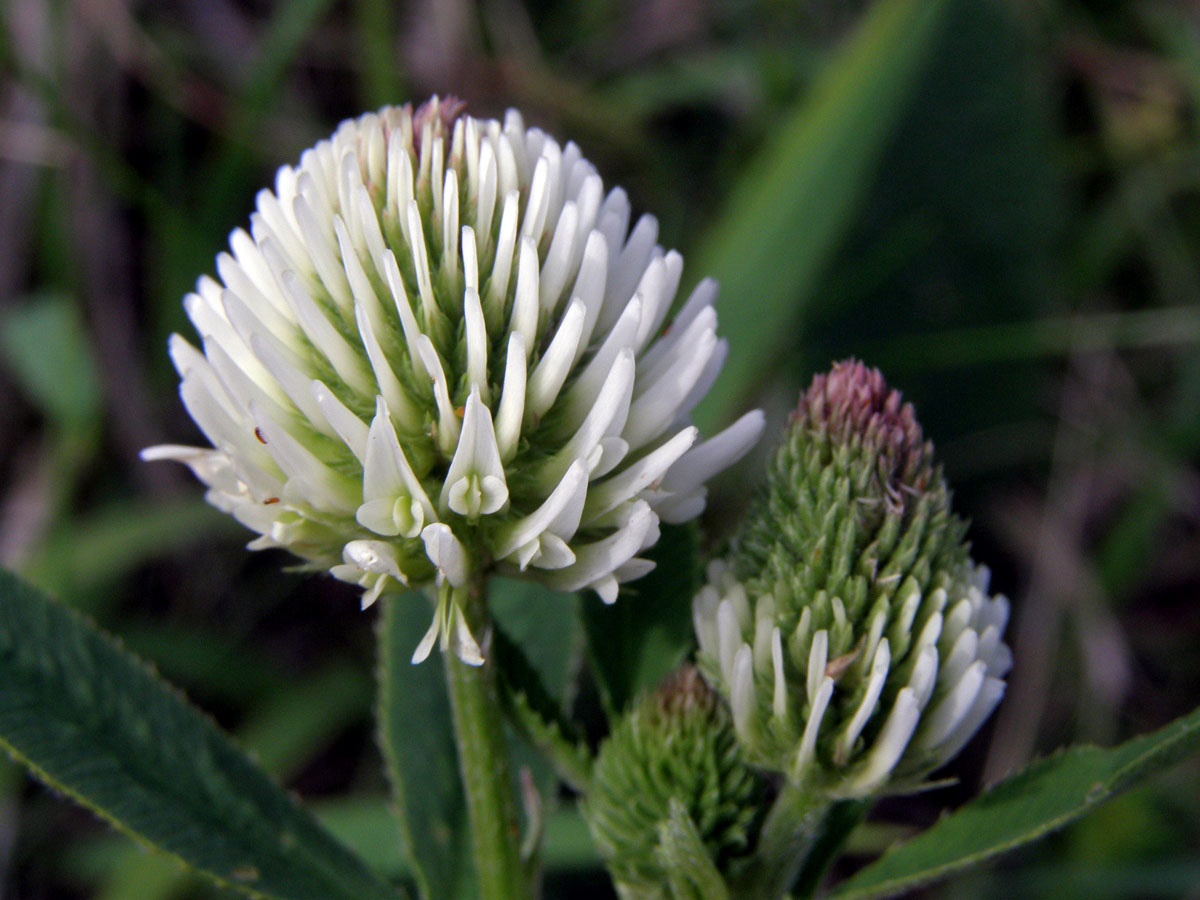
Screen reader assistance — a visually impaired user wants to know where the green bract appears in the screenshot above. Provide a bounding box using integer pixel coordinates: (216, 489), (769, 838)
(694, 361), (1011, 796)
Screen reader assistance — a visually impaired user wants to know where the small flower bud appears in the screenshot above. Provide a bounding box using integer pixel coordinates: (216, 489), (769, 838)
(584, 666), (765, 898)
(694, 361), (1011, 796)
(143, 97), (764, 663)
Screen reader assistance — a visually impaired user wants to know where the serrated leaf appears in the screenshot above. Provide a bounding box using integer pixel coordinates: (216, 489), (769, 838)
(581, 523), (701, 715)
(827, 704), (1200, 900)
(692, 0), (953, 428)
(377, 592), (475, 900)
(0, 567), (401, 900)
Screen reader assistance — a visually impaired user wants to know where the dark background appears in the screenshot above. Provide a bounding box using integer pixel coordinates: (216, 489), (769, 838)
(1, 0), (1199, 896)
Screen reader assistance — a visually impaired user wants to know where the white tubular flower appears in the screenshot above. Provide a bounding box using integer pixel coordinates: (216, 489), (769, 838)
(143, 97), (763, 664)
(693, 361), (1011, 795)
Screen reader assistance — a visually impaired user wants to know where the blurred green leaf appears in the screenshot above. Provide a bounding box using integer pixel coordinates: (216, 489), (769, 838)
(71, 795), (600, 885)
(859, 305), (1200, 374)
(581, 523), (700, 716)
(827, 703), (1200, 900)
(377, 593), (474, 900)
(0, 292), (102, 431)
(21, 497), (239, 606)
(354, 0), (405, 108)
(236, 662), (371, 781)
(0, 567), (401, 900)
(490, 581), (592, 791)
(694, 0), (953, 427)
(491, 578), (580, 707)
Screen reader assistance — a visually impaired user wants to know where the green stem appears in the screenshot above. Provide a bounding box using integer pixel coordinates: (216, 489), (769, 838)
(442, 579), (532, 900)
(790, 799), (870, 899)
(732, 783), (863, 899)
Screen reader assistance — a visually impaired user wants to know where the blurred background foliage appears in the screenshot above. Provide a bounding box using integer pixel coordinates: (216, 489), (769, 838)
(1, 0), (1199, 896)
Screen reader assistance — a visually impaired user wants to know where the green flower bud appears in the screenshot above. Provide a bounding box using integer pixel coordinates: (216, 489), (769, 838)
(584, 666), (765, 899)
(693, 361), (1011, 796)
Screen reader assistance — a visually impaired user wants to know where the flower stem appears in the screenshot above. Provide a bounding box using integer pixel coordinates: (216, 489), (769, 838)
(731, 782), (864, 899)
(443, 579), (532, 900)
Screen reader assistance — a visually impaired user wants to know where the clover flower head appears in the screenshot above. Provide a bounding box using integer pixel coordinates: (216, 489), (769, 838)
(143, 97), (763, 663)
(693, 360), (1011, 795)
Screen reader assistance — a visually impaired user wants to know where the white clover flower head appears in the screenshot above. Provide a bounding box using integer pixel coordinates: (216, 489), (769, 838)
(692, 361), (1011, 795)
(143, 97), (764, 664)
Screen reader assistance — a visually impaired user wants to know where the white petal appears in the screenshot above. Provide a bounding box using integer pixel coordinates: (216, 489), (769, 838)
(807, 630), (829, 705)
(405, 199), (436, 318)
(835, 639), (891, 765)
(623, 329), (717, 450)
(280, 270), (373, 396)
(421, 523), (470, 587)
(598, 213), (657, 335)
(731, 644), (755, 741)
(526, 299), (585, 421)
(772, 627), (788, 720)
(441, 169), (459, 283)
(569, 231), (609, 362)
(252, 404), (356, 514)
(693, 585), (720, 659)
(717, 599), (742, 685)
(411, 610), (442, 664)
(344, 539), (406, 580)
(539, 201), (579, 313)
(925, 678), (1005, 768)
(451, 601), (485, 666)
(414, 336), (461, 456)
(914, 660), (986, 751)
(463, 288), (489, 398)
(312, 381), (369, 463)
(846, 688), (921, 794)
(382, 251), (428, 368)
(581, 427), (697, 524)
(494, 460), (588, 559)
(486, 190), (520, 314)
(441, 389), (509, 517)
(461, 225), (479, 292)
(510, 236), (540, 352)
(352, 300), (421, 431)
(475, 142), (498, 245)
(292, 195), (353, 316)
(792, 676), (835, 779)
(494, 332), (527, 462)
(560, 297), (641, 433)
(539, 500), (655, 595)
(538, 349), (635, 490)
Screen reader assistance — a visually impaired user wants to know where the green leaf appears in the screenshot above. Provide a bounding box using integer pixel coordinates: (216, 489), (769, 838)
(22, 497), (239, 605)
(692, 0), (953, 428)
(490, 579), (592, 791)
(827, 704), (1200, 900)
(0, 292), (102, 431)
(581, 523), (701, 715)
(377, 592), (475, 900)
(0, 567), (401, 900)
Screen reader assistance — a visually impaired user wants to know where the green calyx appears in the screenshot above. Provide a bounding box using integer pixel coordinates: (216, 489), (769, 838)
(584, 666), (766, 899)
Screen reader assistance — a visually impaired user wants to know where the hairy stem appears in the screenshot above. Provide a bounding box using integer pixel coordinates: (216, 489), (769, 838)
(443, 579), (532, 900)
(731, 782), (836, 899)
